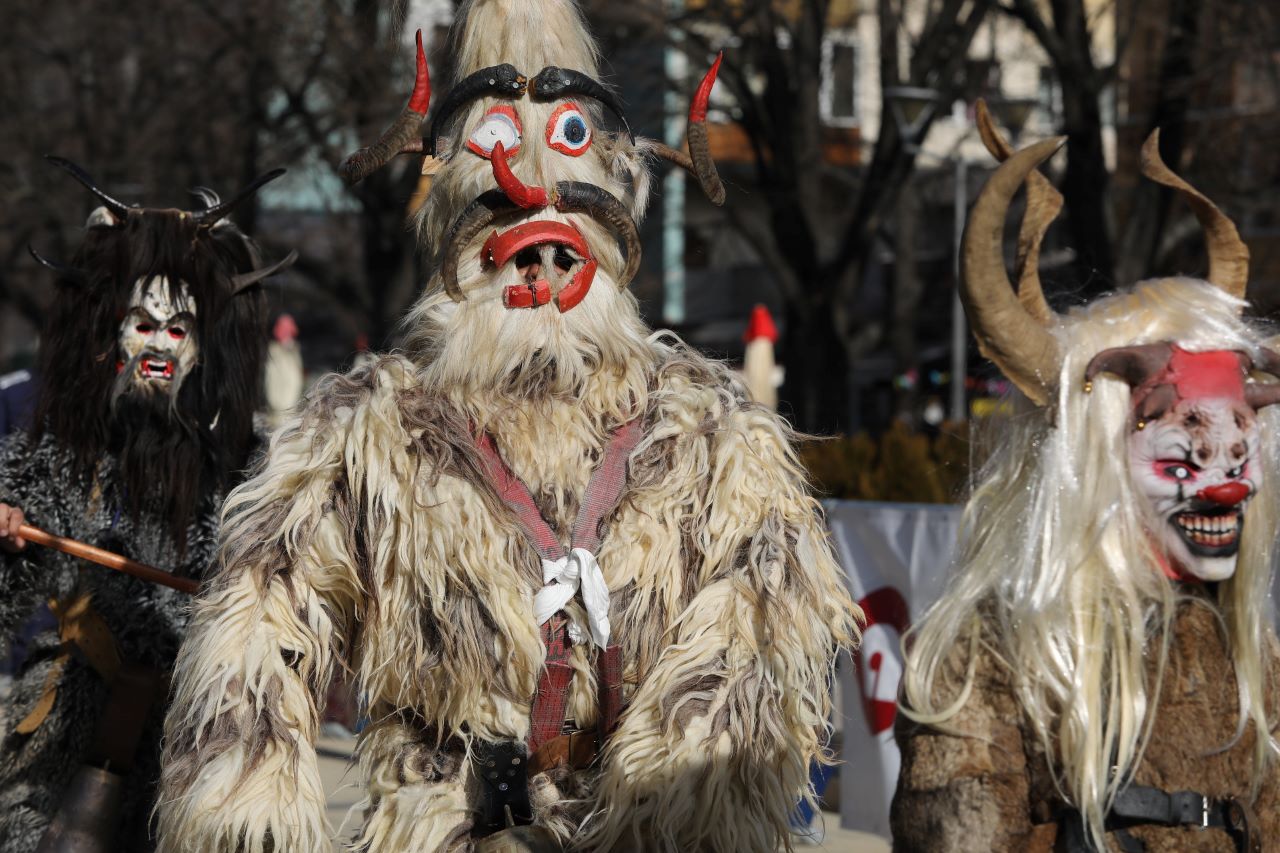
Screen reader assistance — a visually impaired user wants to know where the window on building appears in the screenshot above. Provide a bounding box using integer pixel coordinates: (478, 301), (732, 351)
(821, 31), (858, 127)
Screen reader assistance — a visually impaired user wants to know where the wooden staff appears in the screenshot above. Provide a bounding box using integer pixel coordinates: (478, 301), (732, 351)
(16, 523), (199, 595)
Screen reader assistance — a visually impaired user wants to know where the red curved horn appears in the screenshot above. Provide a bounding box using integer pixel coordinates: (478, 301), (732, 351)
(689, 51), (722, 123)
(409, 30), (431, 114)
(491, 142), (549, 209)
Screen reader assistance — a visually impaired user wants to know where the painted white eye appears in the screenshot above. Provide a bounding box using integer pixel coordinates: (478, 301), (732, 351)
(546, 102), (592, 156)
(467, 105), (523, 159)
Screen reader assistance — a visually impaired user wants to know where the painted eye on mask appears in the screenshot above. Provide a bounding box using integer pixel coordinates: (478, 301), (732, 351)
(546, 102), (592, 156)
(135, 322), (155, 334)
(1158, 461), (1197, 482)
(467, 105), (523, 159)
(168, 326), (187, 340)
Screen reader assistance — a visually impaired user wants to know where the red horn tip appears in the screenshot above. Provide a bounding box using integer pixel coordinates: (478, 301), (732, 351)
(491, 142), (549, 209)
(689, 51), (723, 124)
(409, 29), (431, 115)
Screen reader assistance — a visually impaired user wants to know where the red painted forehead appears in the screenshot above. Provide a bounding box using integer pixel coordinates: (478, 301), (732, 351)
(1159, 346), (1246, 404)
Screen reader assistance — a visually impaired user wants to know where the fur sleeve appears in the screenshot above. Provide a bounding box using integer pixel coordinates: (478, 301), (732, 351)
(156, 374), (370, 853)
(577, 400), (860, 852)
(0, 433), (74, 650)
(890, 637), (1045, 852)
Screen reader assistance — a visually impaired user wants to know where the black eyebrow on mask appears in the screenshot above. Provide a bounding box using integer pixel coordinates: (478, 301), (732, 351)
(428, 64), (530, 155)
(529, 67), (633, 142)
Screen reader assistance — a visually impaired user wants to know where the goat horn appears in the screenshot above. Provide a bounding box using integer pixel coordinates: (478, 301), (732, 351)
(1245, 347), (1280, 410)
(962, 136), (1066, 406)
(439, 190), (522, 302)
(529, 67), (633, 142)
(339, 30), (432, 186)
(427, 63), (527, 157)
(29, 244), (88, 287)
(553, 181), (642, 288)
(45, 156), (132, 220)
(648, 54), (728, 206)
(1140, 129), (1248, 300)
(231, 250), (298, 295)
(974, 99), (1060, 326)
(192, 169), (287, 225)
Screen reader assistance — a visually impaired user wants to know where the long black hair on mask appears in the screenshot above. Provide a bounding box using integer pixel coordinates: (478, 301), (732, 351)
(32, 205), (268, 556)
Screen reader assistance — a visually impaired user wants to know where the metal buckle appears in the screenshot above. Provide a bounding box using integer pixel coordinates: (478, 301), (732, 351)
(1200, 794), (1210, 829)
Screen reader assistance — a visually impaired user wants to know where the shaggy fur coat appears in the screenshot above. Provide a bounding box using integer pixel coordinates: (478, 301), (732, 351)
(0, 430), (220, 852)
(891, 591), (1280, 852)
(158, 342), (857, 853)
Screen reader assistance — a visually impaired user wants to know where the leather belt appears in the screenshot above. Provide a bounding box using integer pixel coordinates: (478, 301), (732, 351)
(1058, 785), (1260, 853)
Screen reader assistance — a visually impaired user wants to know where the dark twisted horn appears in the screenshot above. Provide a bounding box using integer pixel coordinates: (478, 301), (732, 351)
(439, 190), (522, 301)
(231, 250), (298, 295)
(1140, 130), (1249, 300)
(553, 181), (641, 287)
(45, 156), (132, 221)
(340, 30), (432, 186)
(962, 137), (1066, 406)
(649, 53), (725, 206)
(974, 99), (1060, 326)
(529, 66), (633, 142)
(28, 244), (88, 287)
(191, 169), (286, 225)
(427, 64), (528, 156)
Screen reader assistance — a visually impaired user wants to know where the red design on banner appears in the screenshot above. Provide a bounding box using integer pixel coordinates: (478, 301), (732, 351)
(853, 586), (910, 735)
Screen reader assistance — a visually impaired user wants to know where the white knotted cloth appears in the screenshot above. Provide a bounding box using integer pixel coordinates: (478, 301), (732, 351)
(534, 547), (611, 648)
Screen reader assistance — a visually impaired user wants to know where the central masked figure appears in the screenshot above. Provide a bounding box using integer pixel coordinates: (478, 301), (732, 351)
(157, 2), (859, 851)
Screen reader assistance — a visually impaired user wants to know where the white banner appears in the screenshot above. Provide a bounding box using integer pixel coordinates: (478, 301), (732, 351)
(826, 500), (963, 839)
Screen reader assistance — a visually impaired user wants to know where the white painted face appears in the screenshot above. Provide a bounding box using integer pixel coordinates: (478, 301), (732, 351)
(117, 277), (198, 389)
(1128, 397), (1258, 581)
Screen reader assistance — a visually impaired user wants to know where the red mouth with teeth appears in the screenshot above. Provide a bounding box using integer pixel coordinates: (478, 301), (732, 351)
(1172, 508), (1242, 556)
(138, 357), (175, 381)
(480, 221), (598, 313)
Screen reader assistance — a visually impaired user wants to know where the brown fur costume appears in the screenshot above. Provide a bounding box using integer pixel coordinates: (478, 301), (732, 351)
(892, 593), (1280, 851)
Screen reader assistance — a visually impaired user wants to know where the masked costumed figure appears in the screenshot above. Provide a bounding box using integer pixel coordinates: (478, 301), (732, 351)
(157, 2), (859, 851)
(0, 159), (292, 851)
(890, 108), (1280, 852)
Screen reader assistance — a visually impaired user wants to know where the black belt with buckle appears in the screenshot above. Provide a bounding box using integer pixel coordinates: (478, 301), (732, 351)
(1058, 785), (1260, 853)
(471, 740), (534, 837)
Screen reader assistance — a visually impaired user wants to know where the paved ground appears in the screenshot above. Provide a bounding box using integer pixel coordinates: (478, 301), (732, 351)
(316, 733), (889, 853)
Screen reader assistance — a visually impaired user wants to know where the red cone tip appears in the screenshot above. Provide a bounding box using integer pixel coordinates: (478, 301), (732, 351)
(491, 142), (549, 209)
(272, 313), (299, 343)
(689, 51), (723, 124)
(744, 304), (778, 344)
(409, 29), (431, 114)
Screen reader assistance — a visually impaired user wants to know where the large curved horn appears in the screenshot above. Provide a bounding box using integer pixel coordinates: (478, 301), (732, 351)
(649, 53), (726, 206)
(974, 100), (1061, 326)
(439, 190), (522, 301)
(426, 64), (528, 156)
(529, 66), (633, 142)
(1140, 130), (1249, 299)
(1084, 343), (1174, 389)
(45, 156), (132, 220)
(191, 169), (287, 225)
(340, 30), (432, 186)
(962, 137), (1066, 406)
(552, 181), (642, 287)
(28, 244), (88, 288)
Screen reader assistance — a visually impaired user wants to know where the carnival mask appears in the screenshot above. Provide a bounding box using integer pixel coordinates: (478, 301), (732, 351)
(1086, 344), (1279, 581)
(117, 277), (198, 392)
(338, 32), (725, 312)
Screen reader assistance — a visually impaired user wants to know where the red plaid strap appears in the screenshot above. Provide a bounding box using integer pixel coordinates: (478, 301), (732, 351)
(474, 431), (564, 562)
(570, 417), (645, 553)
(529, 617), (575, 752)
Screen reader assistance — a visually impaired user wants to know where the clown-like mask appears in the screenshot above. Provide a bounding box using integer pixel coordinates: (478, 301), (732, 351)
(117, 277), (198, 391)
(1092, 346), (1259, 581)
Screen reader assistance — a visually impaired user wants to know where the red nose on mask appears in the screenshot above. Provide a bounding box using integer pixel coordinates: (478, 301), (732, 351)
(1197, 481), (1250, 506)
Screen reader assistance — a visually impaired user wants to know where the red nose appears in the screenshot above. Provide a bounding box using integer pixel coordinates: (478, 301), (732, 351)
(1197, 481), (1251, 506)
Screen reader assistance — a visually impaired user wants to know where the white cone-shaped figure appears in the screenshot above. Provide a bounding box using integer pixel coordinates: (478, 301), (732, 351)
(741, 304), (783, 410)
(263, 314), (303, 427)
(158, 2), (858, 851)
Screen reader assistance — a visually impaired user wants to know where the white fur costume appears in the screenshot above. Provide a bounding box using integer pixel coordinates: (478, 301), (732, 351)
(157, 2), (859, 851)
